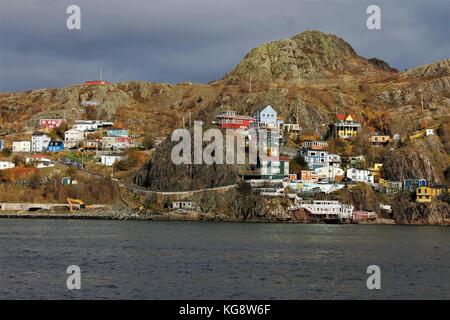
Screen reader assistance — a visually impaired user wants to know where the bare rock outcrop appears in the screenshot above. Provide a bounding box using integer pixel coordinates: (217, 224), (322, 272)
(223, 30), (395, 83)
(383, 135), (448, 184)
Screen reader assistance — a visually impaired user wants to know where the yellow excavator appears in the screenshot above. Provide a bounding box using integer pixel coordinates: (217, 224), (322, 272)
(67, 198), (94, 212)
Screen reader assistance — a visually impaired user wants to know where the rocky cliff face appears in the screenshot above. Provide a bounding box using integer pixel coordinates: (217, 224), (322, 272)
(223, 30), (395, 83)
(134, 129), (240, 192)
(383, 136), (449, 184)
(392, 193), (450, 225)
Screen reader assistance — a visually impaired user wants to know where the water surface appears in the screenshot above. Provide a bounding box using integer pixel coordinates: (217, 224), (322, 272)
(0, 219), (448, 299)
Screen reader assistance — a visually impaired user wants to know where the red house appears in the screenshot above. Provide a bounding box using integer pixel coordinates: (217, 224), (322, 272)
(39, 119), (65, 130)
(83, 80), (111, 86)
(216, 110), (255, 130)
(116, 137), (132, 144)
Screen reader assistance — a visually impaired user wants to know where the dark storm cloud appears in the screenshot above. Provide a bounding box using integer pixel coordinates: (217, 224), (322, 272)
(0, 0), (449, 91)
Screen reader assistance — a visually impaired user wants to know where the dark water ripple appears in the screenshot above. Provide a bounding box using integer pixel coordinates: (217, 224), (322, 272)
(0, 219), (449, 299)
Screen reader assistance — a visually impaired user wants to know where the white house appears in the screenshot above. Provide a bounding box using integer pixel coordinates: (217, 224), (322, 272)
(100, 155), (124, 166)
(171, 201), (197, 210)
(426, 129), (434, 136)
(0, 161), (15, 170)
(65, 129), (85, 143)
(12, 141), (31, 152)
(300, 200), (354, 219)
(300, 149), (329, 170)
(25, 155), (54, 168)
(326, 153), (341, 167)
(283, 123), (301, 132)
(346, 168), (374, 185)
(314, 166), (345, 181)
(31, 133), (51, 152)
(26, 155), (51, 163)
(73, 120), (98, 132)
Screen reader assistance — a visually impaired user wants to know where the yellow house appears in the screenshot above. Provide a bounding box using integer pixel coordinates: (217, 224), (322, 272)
(416, 186), (450, 203)
(369, 135), (391, 145)
(334, 114), (361, 139)
(379, 178), (388, 187)
(372, 163), (383, 176)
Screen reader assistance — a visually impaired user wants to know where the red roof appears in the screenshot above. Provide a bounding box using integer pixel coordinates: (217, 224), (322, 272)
(84, 80), (111, 86)
(260, 155), (290, 161)
(336, 113), (358, 121)
(32, 154), (47, 159)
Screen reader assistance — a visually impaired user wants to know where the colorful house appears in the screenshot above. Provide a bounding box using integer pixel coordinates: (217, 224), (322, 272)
(39, 119), (65, 131)
(253, 106), (284, 131)
(334, 113), (361, 139)
(107, 128), (129, 137)
(300, 140), (328, 150)
(83, 80), (111, 86)
(404, 179), (428, 191)
(372, 163), (383, 176)
(47, 141), (65, 152)
(216, 110), (255, 130)
(299, 149), (328, 170)
(257, 155), (290, 179)
(300, 170), (319, 183)
(369, 134), (391, 146)
(101, 136), (132, 150)
(416, 186), (449, 203)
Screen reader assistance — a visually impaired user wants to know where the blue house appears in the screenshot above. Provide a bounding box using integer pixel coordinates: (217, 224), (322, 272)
(255, 105), (277, 125)
(107, 128), (129, 137)
(47, 141), (64, 152)
(403, 178), (428, 191)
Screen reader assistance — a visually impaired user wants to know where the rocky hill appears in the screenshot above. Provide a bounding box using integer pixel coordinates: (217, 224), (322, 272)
(223, 30), (395, 83)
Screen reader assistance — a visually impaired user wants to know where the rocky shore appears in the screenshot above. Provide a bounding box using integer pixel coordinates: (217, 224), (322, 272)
(0, 208), (396, 225)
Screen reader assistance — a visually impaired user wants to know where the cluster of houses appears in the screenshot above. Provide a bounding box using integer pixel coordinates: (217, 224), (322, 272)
(65, 122), (132, 152)
(1, 118), (134, 170)
(212, 106), (448, 221)
(215, 106), (299, 182)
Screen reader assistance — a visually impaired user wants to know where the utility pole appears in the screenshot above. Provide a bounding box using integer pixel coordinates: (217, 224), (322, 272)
(249, 75), (252, 93)
(189, 111), (192, 127)
(421, 92), (424, 112)
(100, 69), (103, 81)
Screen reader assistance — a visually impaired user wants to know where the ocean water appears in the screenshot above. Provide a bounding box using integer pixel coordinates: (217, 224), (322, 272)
(0, 219), (449, 299)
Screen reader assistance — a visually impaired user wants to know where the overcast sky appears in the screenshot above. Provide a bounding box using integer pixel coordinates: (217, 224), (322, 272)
(0, 0), (449, 92)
